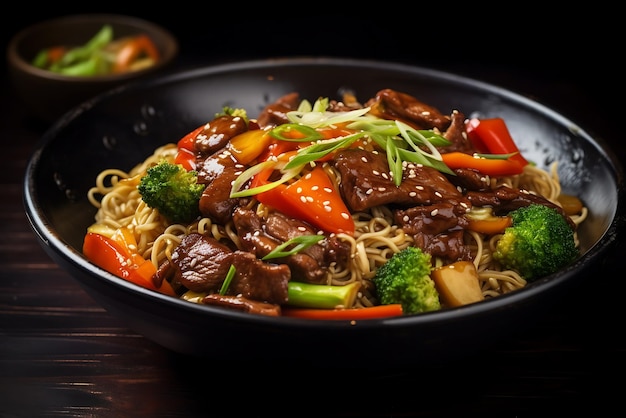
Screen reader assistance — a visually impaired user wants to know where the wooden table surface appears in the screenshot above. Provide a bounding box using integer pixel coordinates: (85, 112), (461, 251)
(2, 12), (624, 417)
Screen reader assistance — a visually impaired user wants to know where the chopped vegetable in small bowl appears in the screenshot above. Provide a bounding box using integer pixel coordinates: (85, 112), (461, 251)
(6, 14), (178, 122)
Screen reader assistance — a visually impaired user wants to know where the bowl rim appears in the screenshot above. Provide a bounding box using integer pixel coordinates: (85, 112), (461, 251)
(23, 57), (626, 329)
(6, 13), (179, 82)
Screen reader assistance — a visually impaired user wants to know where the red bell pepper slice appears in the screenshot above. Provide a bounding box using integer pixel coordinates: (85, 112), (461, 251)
(255, 165), (355, 235)
(174, 124), (204, 171)
(112, 34), (161, 74)
(83, 232), (176, 296)
(465, 118), (529, 167)
(441, 152), (524, 176)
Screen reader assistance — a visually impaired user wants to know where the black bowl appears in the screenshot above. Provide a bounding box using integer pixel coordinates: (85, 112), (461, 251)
(23, 57), (625, 366)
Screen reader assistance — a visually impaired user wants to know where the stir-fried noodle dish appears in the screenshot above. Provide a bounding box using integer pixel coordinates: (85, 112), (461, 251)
(84, 89), (588, 319)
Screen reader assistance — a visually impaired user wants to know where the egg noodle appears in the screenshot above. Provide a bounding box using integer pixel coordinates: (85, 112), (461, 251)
(87, 139), (588, 308)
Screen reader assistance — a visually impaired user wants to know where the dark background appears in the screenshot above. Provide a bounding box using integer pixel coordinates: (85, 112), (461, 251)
(2, 7), (620, 138)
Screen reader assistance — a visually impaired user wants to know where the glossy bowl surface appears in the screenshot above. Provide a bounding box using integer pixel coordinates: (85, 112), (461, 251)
(7, 13), (178, 122)
(24, 57), (625, 365)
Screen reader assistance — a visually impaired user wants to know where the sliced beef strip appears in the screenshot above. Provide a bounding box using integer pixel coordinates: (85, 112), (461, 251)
(440, 110), (477, 154)
(232, 207), (327, 284)
(466, 187), (576, 229)
(446, 168), (492, 192)
(264, 211), (352, 271)
(394, 202), (472, 262)
(256, 92), (300, 128)
(170, 232), (290, 304)
(202, 294), (281, 316)
(364, 89), (451, 131)
(196, 148), (250, 225)
(229, 251), (290, 304)
(194, 114), (248, 155)
(332, 148), (471, 213)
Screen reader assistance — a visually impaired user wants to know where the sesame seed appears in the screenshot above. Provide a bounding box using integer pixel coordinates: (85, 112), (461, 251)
(366, 188), (373, 195)
(300, 196), (307, 203)
(373, 170), (380, 176)
(306, 196), (314, 202)
(416, 185), (424, 190)
(323, 200), (330, 205)
(296, 187), (303, 193)
(361, 156), (368, 163)
(323, 187), (332, 193)
(434, 191), (442, 198)
(403, 215), (409, 222)
(297, 226), (307, 232)
(341, 212), (350, 220)
(324, 206), (332, 212)
(382, 172), (389, 179)
(311, 185), (319, 191)
(378, 187), (386, 192)
(431, 209), (439, 216)
(409, 191), (416, 197)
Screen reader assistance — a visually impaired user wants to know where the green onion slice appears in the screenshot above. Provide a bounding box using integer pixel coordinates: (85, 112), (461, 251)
(262, 235), (325, 260)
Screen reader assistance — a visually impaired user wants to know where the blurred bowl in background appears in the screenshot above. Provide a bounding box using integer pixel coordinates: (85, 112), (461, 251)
(6, 13), (178, 123)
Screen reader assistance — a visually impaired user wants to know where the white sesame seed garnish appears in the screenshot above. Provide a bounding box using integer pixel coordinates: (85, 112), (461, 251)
(323, 187), (332, 193)
(300, 196), (307, 203)
(378, 187), (386, 192)
(306, 196), (314, 202)
(361, 156), (368, 163)
(409, 191), (417, 197)
(373, 170), (380, 176)
(431, 209), (439, 216)
(341, 212), (350, 220)
(311, 185), (319, 191)
(366, 188), (373, 195)
(403, 215), (409, 222)
(435, 191), (442, 198)
(297, 226), (307, 231)
(296, 187), (303, 193)
(416, 185), (424, 190)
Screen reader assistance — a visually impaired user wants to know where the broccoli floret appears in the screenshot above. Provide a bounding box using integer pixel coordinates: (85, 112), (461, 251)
(217, 106), (248, 123)
(373, 246), (441, 314)
(493, 203), (579, 281)
(138, 160), (205, 224)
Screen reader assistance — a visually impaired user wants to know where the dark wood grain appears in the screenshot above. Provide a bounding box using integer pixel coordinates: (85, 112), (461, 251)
(2, 12), (624, 417)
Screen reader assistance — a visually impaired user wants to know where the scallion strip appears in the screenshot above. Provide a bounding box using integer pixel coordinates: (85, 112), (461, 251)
(262, 235), (325, 260)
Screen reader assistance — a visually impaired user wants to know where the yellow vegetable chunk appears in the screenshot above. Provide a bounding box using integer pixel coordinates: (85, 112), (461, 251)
(227, 129), (272, 165)
(432, 261), (484, 308)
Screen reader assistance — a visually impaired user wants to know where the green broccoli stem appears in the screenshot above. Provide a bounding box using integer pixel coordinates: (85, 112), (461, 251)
(286, 281), (359, 309)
